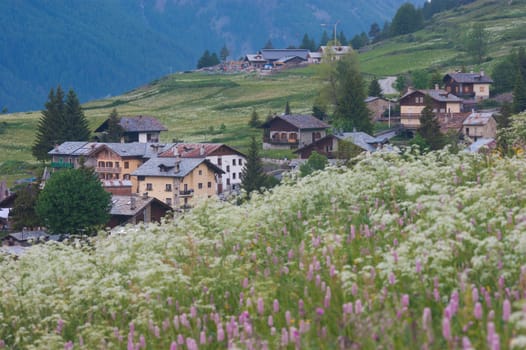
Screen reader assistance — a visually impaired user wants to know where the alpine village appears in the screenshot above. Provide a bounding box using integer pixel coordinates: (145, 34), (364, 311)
(2, 0), (526, 349)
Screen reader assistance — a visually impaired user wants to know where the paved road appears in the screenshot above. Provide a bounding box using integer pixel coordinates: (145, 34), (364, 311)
(379, 76), (398, 95)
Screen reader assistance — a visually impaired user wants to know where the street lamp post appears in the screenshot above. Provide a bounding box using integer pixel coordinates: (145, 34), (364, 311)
(321, 21), (340, 44)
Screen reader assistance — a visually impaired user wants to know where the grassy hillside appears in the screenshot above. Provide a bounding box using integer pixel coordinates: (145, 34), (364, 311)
(2, 0), (526, 185)
(1, 150), (526, 348)
(360, 0), (526, 75)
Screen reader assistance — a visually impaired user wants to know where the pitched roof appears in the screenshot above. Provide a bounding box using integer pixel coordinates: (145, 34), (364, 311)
(48, 141), (96, 156)
(335, 132), (388, 152)
(401, 89), (463, 103)
(463, 112), (495, 126)
(132, 158), (224, 178)
(465, 138), (496, 153)
(261, 49), (309, 61)
(320, 46), (352, 55)
(94, 115), (167, 133)
(261, 114), (330, 130)
(49, 142), (174, 158)
(110, 195), (170, 216)
(245, 54), (267, 62)
(445, 72), (493, 84)
(159, 143), (245, 158)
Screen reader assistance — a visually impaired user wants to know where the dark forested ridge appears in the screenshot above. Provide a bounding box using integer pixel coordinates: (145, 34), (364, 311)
(0, 0), (422, 112)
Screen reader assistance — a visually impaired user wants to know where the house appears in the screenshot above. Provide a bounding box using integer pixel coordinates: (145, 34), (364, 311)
(244, 49), (309, 69)
(48, 142), (174, 192)
(462, 111), (497, 141)
(1, 230), (62, 247)
(320, 46), (352, 61)
(244, 54), (267, 69)
(443, 71), (493, 101)
(103, 179), (133, 196)
(131, 157), (224, 210)
(107, 194), (172, 228)
(159, 143), (246, 194)
(294, 132), (389, 159)
(399, 87), (463, 130)
(95, 115), (167, 143)
(261, 114), (330, 150)
(308, 51), (322, 64)
(365, 96), (395, 122)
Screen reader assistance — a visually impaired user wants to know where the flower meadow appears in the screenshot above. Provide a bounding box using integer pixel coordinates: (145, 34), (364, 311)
(2, 149), (526, 349)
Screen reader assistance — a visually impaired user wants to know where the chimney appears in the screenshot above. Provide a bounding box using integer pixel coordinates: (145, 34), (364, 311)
(435, 84), (439, 90)
(200, 145), (205, 156)
(142, 192), (148, 199)
(480, 70), (484, 76)
(130, 196), (136, 210)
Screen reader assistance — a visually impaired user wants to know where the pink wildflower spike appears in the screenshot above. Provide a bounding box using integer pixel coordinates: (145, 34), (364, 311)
(186, 337), (197, 350)
(273, 299), (280, 313)
(56, 318), (64, 334)
(472, 287), (479, 302)
(257, 297), (264, 315)
(281, 328), (289, 346)
(351, 283), (358, 296)
(388, 272), (396, 285)
(401, 294), (409, 308)
(200, 331), (206, 345)
(170, 341), (178, 350)
(442, 317), (452, 341)
(288, 249), (294, 260)
(433, 288), (440, 302)
(498, 275), (505, 289)
(415, 259), (422, 274)
(285, 310), (291, 325)
(0, 340), (5, 349)
(330, 264), (336, 277)
(242, 277), (249, 289)
(140, 335), (146, 348)
(177, 334), (184, 345)
(268, 315), (273, 327)
(422, 308), (431, 330)
(462, 336), (473, 350)
(487, 322), (496, 347)
(217, 324), (225, 342)
(502, 299), (511, 321)
(355, 300), (362, 314)
(474, 302), (483, 320)
(191, 305), (197, 318)
(316, 307), (324, 316)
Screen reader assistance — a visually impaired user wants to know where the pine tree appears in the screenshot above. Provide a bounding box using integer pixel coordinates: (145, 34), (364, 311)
(32, 86), (66, 161)
(417, 95), (445, 150)
(104, 108), (123, 142)
(320, 30), (330, 46)
(10, 184), (41, 231)
(220, 44), (230, 62)
(513, 69), (526, 113)
(284, 101), (291, 115)
(263, 40), (274, 49)
(248, 108), (261, 128)
(332, 54), (373, 133)
(63, 89), (90, 141)
(241, 136), (267, 195)
(338, 31), (348, 46)
(368, 78), (383, 97)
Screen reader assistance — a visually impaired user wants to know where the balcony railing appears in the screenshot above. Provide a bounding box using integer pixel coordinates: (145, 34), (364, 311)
(51, 162), (74, 169)
(263, 137), (299, 145)
(179, 189), (194, 197)
(96, 166), (121, 174)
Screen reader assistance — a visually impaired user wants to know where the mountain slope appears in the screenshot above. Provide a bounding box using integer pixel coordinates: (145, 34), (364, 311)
(0, 0), (422, 112)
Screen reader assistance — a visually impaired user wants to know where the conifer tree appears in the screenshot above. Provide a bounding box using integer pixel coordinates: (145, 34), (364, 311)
(417, 95), (445, 150)
(248, 108), (261, 128)
(513, 70), (526, 113)
(368, 78), (383, 97)
(320, 30), (330, 46)
(241, 136), (267, 195)
(332, 54), (373, 133)
(284, 101), (291, 115)
(220, 44), (230, 62)
(32, 86), (66, 161)
(104, 108), (124, 142)
(10, 184), (41, 231)
(63, 89), (90, 141)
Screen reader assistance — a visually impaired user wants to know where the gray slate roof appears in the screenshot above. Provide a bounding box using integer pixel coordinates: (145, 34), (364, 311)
(445, 72), (493, 84)
(335, 132), (388, 152)
(401, 89), (463, 103)
(132, 158), (223, 178)
(110, 195), (157, 216)
(261, 49), (309, 61)
(119, 116), (167, 132)
(263, 114), (329, 130)
(463, 112), (495, 126)
(48, 142), (100, 156)
(49, 142), (174, 158)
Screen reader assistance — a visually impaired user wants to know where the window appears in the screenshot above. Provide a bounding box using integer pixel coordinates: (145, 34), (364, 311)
(239, 172), (242, 179)
(233, 159), (236, 166)
(207, 182), (212, 188)
(106, 161), (113, 168)
(226, 178), (231, 185)
(166, 198), (172, 206)
(233, 173), (236, 179)
(115, 162), (120, 168)
(115, 174), (119, 179)
(226, 165), (230, 172)
(239, 159), (243, 166)
(479, 86), (485, 92)
(465, 128), (470, 136)
(124, 162), (129, 169)
(198, 183), (203, 189)
(165, 184), (172, 192)
(146, 183), (153, 191)
(198, 170), (202, 175)
(217, 158), (222, 166)
(124, 174), (130, 180)
(138, 176), (145, 181)
(98, 161), (105, 168)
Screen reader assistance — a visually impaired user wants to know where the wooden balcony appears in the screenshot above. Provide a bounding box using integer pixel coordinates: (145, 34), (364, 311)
(96, 166), (121, 174)
(263, 137), (299, 146)
(179, 189), (194, 197)
(51, 162), (74, 169)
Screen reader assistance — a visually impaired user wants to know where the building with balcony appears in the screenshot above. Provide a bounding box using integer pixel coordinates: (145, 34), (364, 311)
(95, 115), (167, 143)
(159, 143), (246, 194)
(261, 114), (330, 150)
(131, 158), (224, 210)
(443, 71), (493, 101)
(462, 111), (497, 142)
